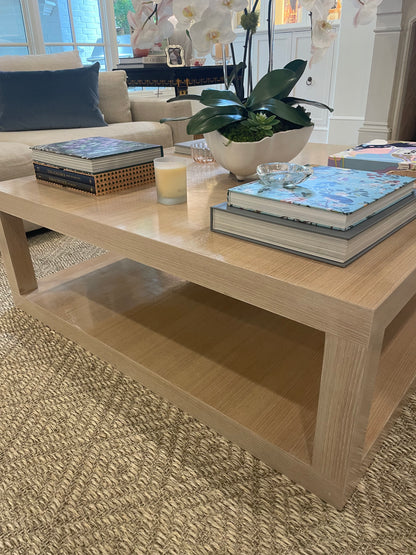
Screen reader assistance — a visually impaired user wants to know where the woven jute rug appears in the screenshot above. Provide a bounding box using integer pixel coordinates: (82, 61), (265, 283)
(0, 230), (415, 555)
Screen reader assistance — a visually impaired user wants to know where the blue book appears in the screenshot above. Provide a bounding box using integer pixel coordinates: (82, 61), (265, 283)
(328, 142), (416, 173)
(31, 136), (163, 173)
(227, 165), (415, 230)
(34, 170), (96, 193)
(33, 163), (96, 185)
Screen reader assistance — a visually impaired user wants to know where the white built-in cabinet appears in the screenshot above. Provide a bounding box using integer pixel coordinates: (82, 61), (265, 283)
(232, 25), (339, 142)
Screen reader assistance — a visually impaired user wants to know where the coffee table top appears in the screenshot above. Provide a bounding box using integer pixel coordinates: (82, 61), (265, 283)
(0, 144), (415, 340)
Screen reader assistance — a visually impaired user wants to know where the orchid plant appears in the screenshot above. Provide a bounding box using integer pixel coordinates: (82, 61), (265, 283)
(128, 0), (383, 141)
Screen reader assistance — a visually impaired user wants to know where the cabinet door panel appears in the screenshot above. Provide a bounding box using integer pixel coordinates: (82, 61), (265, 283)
(292, 30), (337, 131)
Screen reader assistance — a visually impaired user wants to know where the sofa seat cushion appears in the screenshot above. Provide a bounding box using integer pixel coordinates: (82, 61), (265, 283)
(0, 121), (174, 149)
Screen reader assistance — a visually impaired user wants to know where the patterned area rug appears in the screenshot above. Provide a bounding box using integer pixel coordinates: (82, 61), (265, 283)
(0, 230), (415, 555)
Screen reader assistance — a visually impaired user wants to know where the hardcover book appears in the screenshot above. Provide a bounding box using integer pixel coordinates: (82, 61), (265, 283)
(31, 136), (163, 173)
(174, 139), (202, 155)
(328, 141), (416, 173)
(34, 160), (156, 196)
(211, 196), (416, 266)
(227, 165), (415, 230)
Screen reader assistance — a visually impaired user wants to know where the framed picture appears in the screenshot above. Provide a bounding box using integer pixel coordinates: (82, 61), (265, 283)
(166, 45), (185, 67)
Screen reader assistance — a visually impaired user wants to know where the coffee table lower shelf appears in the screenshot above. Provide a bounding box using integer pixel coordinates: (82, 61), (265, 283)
(15, 252), (416, 509)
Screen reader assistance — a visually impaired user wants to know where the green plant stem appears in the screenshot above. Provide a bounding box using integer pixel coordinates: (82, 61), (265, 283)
(247, 31), (253, 95)
(267, 0), (274, 73)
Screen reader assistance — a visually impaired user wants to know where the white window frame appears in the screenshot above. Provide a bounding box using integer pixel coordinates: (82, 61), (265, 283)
(2, 0), (119, 69)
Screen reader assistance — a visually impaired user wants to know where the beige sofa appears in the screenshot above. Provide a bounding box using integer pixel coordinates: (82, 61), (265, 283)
(0, 51), (192, 229)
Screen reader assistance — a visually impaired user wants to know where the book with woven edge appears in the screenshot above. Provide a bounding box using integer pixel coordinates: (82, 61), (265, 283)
(328, 141), (416, 173)
(210, 196), (416, 266)
(34, 161), (155, 196)
(31, 136), (163, 173)
(227, 165), (415, 230)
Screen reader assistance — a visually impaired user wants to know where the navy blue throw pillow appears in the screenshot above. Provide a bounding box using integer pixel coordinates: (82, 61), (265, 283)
(0, 62), (107, 131)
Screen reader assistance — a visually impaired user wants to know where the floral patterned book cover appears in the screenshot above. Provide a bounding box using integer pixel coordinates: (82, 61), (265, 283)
(328, 141), (416, 172)
(227, 166), (415, 230)
(31, 136), (161, 159)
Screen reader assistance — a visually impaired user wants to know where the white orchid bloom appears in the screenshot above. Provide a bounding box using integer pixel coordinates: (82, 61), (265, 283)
(309, 44), (328, 65)
(158, 0), (173, 15)
(311, 19), (336, 49)
(130, 21), (161, 49)
(352, 0), (383, 26)
(299, 0), (315, 10)
(310, 0), (333, 19)
(131, 0), (152, 11)
(129, 0), (175, 48)
(189, 8), (235, 55)
(209, 0), (248, 13)
(173, 0), (206, 29)
(156, 0), (174, 37)
(157, 15), (175, 39)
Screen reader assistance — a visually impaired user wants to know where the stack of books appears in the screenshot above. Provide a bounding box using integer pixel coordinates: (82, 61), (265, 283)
(210, 165), (416, 266)
(31, 136), (163, 195)
(116, 55), (167, 69)
(328, 141), (416, 173)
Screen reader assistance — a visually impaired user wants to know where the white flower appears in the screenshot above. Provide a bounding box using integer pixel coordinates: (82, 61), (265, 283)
(311, 19), (336, 49)
(189, 8), (235, 55)
(299, 0), (317, 10)
(353, 0), (383, 26)
(310, 0), (334, 20)
(209, 0), (248, 13)
(309, 44), (329, 65)
(173, 0), (206, 29)
(130, 21), (161, 49)
(128, 0), (174, 49)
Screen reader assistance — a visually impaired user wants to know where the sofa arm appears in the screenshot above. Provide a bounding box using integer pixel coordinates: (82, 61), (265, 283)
(129, 94), (193, 144)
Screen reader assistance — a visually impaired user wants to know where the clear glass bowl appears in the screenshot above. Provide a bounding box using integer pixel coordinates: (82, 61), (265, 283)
(256, 162), (313, 190)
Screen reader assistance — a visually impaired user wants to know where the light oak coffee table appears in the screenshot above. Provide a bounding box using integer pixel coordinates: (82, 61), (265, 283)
(0, 145), (415, 508)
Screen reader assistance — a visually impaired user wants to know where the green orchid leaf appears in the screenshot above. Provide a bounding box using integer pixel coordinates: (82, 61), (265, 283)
(254, 99), (312, 126)
(187, 114), (245, 135)
(284, 59), (307, 80)
(246, 69), (299, 109)
(279, 59), (307, 97)
(200, 89), (245, 107)
(186, 105), (247, 135)
(160, 115), (192, 123)
(283, 96), (334, 112)
(166, 94), (202, 103)
(226, 62), (245, 89)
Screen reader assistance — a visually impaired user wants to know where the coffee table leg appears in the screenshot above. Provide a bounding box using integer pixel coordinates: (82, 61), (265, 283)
(312, 330), (384, 507)
(0, 212), (37, 296)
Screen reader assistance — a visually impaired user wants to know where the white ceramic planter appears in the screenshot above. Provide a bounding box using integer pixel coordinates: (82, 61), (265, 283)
(205, 126), (313, 180)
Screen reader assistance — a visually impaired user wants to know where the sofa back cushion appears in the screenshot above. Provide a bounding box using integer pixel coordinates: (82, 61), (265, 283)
(0, 50), (83, 71)
(98, 70), (132, 123)
(0, 62), (107, 131)
(0, 51), (132, 125)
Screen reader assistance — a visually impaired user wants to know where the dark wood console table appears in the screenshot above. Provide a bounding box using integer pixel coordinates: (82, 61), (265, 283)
(114, 64), (232, 96)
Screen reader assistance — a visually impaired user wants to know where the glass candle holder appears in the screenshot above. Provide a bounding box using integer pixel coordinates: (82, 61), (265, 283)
(191, 141), (215, 164)
(212, 43), (230, 65)
(154, 156), (187, 205)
